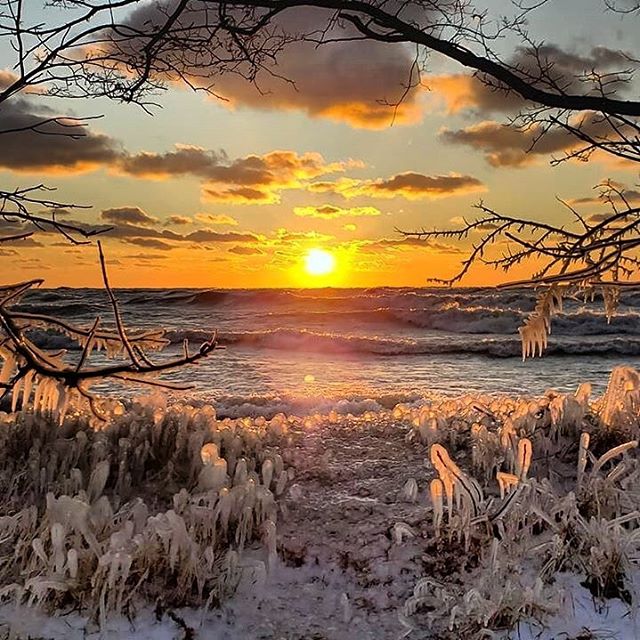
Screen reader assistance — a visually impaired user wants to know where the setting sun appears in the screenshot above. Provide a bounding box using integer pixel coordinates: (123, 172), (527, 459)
(304, 248), (336, 276)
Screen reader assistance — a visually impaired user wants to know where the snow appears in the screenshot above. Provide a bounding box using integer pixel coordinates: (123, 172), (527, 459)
(1, 375), (640, 639)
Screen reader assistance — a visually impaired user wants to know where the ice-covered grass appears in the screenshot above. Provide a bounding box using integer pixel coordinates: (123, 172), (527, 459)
(0, 393), (290, 632)
(1, 368), (640, 638)
(396, 366), (640, 638)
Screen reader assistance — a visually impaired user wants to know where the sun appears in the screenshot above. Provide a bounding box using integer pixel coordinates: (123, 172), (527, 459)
(304, 248), (336, 276)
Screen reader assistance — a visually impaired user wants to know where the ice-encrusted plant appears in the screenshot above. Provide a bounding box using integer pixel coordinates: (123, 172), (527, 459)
(397, 365), (640, 638)
(0, 248), (219, 423)
(0, 395), (289, 629)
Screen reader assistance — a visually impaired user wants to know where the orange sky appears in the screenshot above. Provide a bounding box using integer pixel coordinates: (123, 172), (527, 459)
(2, 1), (638, 289)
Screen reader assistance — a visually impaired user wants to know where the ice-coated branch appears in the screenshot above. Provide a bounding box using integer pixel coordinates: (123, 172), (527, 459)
(403, 181), (640, 357)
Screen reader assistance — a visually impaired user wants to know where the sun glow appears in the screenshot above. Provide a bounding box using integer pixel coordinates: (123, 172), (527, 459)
(304, 248), (336, 276)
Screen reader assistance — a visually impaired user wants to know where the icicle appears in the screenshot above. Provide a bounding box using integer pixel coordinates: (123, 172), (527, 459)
(392, 522), (416, 545)
(48, 382), (60, 416)
(274, 471), (288, 496)
(31, 538), (48, 565)
(0, 353), (15, 385)
(21, 370), (34, 411)
(50, 523), (66, 574)
(200, 443), (219, 465)
(233, 458), (248, 486)
(11, 377), (23, 413)
(402, 478), (419, 503)
(67, 548), (78, 579)
(575, 382), (591, 407)
(602, 285), (620, 322)
(197, 457), (227, 492)
(515, 438), (532, 481)
(496, 471), (519, 499)
(33, 376), (44, 414)
(261, 459), (274, 489)
(577, 432), (590, 487)
(430, 478), (444, 537)
(88, 460), (110, 502)
(264, 519), (277, 570)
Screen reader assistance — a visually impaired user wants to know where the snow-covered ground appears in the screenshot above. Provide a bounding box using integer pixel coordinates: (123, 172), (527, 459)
(1, 405), (637, 639)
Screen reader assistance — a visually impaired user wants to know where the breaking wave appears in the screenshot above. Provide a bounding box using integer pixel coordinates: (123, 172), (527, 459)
(160, 328), (640, 358)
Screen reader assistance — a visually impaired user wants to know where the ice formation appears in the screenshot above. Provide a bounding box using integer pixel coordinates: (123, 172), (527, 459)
(0, 396), (289, 628)
(393, 365), (640, 637)
(0, 365), (638, 638)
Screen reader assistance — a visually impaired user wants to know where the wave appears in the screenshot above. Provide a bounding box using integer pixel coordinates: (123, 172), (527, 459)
(196, 390), (427, 419)
(160, 328), (640, 358)
(264, 305), (640, 335)
(29, 323), (640, 359)
(117, 287), (543, 312)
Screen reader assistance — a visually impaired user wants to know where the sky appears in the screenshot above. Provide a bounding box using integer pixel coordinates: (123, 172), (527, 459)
(1, 0), (638, 288)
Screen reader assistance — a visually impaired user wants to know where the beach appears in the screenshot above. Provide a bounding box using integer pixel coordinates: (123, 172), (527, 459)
(1, 344), (639, 638)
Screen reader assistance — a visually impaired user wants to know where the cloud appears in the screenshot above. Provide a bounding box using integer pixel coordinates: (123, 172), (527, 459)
(427, 45), (633, 116)
(101, 206), (158, 226)
(120, 146), (355, 204)
(343, 223), (357, 232)
(307, 177), (362, 195)
(0, 70), (18, 89)
(228, 245), (264, 255)
(0, 93), (121, 174)
(355, 236), (464, 254)
(118, 4), (424, 129)
(568, 184), (640, 207)
(165, 215), (192, 225)
(427, 74), (524, 115)
(294, 204), (381, 219)
(363, 172), (485, 199)
(202, 186), (272, 204)
(586, 213), (612, 225)
(0, 235), (44, 247)
(58, 216), (260, 249)
(308, 172), (485, 200)
(124, 252), (169, 260)
(183, 229), (260, 244)
(0, 88), (363, 204)
(439, 114), (625, 167)
(194, 213), (239, 226)
(123, 237), (173, 250)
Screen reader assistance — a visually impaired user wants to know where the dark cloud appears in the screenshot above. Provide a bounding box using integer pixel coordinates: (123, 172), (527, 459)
(228, 245), (264, 255)
(0, 95), (121, 174)
(124, 252), (169, 260)
(569, 186), (640, 206)
(101, 206), (158, 226)
(307, 172), (485, 200)
(365, 172), (485, 199)
(165, 215), (192, 225)
(47, 217), (259, 249)
(294, 204), (381, 219)
(118, 4), (423, 129)
(184, 229), (259, 244)
(439, 114), (623, 167)
(123, 237), (173, 250)
(357, 236), (464, 254)
(429, 45), (633, 116)
(0, 235), (44, 247)
(120, 147), (352, 204)
(202, 186), (269, 204)
(194, 213), (238, 226)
